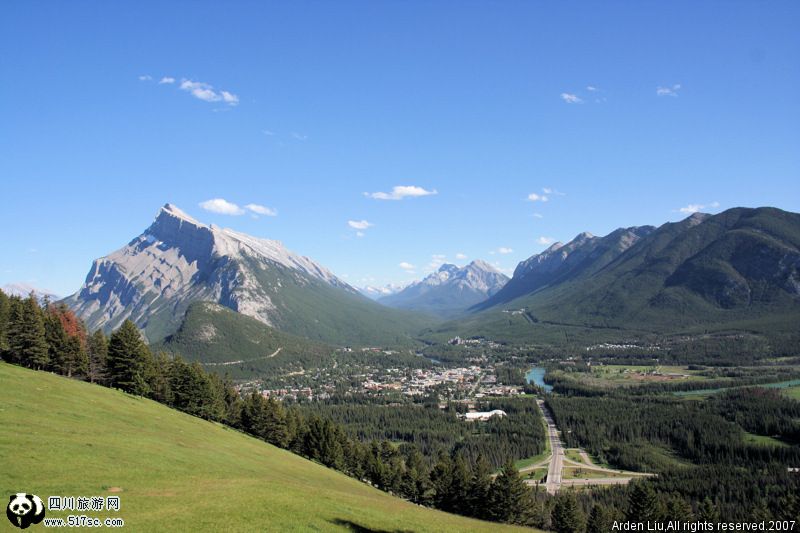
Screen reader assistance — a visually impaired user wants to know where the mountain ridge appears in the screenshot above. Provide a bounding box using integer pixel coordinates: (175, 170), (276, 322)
(379, 260), (509, 317)
(436, 207), (800, 342)
(64, 204), (429, 345)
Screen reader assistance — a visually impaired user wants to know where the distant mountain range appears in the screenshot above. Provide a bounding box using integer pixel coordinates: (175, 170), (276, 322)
(59, 204), (800, 349)
(63, 204), (427, 345)
(358, 283), (409, 300)
(443, 207), (800, 340)
(2, 283), (60, 303)
(379, 261), (509, 317)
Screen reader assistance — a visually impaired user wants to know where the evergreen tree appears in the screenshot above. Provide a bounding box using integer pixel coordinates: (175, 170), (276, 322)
(240, 391), (265, 436)
(304, 416), (344, 469)
(44, 308), (70, 374)
(552, 491), (585, 533)
(261, 397), (289, 447)
(65, 335), (89, 377)
(627, 483), (662, 523)
(697, 497), (720, 524)
(285, 409), (306, 454)
(0, 289), (10, 354)
(447, 453), (471, 515)
(587, 504), (614, 533)
(148, 351), (173, 405)
(430, 452), (454, 510)
(778, 492), (799, 522)
(221, 374), (242, 428)
(401, 446), (430, 504)
(342, 437), (367, 480)
(107, 320), (151, 395)
(489, 460), (529, 524)
(366, 440), (390, 489)
(86, 329), (108, 384)
(467, 454), (494, 519)
(203, 372), (227, 422)
(7, 295), (48, 369)
(169, 357), (207, 415)
(665, 495), (694, 522)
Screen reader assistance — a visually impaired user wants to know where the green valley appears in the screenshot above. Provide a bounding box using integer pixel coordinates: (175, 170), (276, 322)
(0, 362), (531, 532)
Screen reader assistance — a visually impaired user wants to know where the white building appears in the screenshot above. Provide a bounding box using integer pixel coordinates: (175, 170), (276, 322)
(461, 409), (507, 421)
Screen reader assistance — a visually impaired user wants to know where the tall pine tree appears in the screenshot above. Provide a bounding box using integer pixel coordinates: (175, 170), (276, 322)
(7, 295), (49, 369)
(107, 320), (151, 395)
(0, 289), (10, 354)
(489, 460), (529, 524)
(587, 504), (614, 533)
(87, 329), (108, 384)
(552, 491), (585, 533)
(467, 454), (494, 520)
(44, 308), (70, 374)
(627, 483), (663, 523)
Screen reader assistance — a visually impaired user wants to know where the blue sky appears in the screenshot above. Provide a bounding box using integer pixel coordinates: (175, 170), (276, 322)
(2, 1), (799, 296)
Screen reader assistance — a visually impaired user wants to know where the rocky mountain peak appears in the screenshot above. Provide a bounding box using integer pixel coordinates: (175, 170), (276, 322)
(64, 204), (356, 341)
(378, 259), (509, 317)
(438, 263), (460, 274)
(467, 259), (498, 272)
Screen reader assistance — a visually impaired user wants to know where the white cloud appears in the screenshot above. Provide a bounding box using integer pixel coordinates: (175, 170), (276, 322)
(356, 231), (365, 238)
(199, 198), (245, 215)
(180, 79), (239, 106)
(527, 193), (549, 202)
(657, 84), (681, 97)
(159, 76), (175, 84)
(347, 220), (373, 230)
(455, 253), (468, 260)
(561, 93), (583, 104)
(221, 91), (239, 105)
(586, 85), (598, 92)
(366, 185), (438, 201)
(262, 130), (276, 136)
(537, 236), (555, 245)
(428, 254), (448, 270)
(245, 204), (277, 216)
(533, 213), (544, 219)
(542, 187), (565, 196)
(291, 132), (308, 141)
(138, 75), (152, 81)
(497, 247), (513, 255)
(678, 201), (720, 214)
(399, 262), (416, 271)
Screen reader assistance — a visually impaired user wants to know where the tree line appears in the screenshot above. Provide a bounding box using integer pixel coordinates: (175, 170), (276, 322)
(546, 392), (800, 522)
(6, 290), (796, 530)
(298, 395), (546, 469)
(0, 291), (543, 527)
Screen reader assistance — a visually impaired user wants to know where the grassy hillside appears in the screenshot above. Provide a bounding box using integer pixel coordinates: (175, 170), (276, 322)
(245, 257), (435, 347)
(0, 363), (532, 532)
(157, 302), (336, 379)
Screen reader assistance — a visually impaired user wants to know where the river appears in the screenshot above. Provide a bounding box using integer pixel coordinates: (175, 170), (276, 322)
(525, 366), (553, 393)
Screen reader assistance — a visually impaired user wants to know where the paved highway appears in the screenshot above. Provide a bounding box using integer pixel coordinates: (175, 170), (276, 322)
(532, 399), (650, 494)
(537, 400), (564, 495)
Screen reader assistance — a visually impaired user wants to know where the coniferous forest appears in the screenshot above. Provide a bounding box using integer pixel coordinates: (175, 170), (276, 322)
(0, 290), (542, 526)
(2, 287), (800, 531)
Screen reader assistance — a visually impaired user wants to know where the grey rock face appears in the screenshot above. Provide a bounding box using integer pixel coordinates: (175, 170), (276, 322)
(63, 204), (354, 341)
(478, 225), (656, 309)
(379, 260), (509, 316)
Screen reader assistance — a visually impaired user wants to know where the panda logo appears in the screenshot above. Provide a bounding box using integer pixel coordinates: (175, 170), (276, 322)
(6, 493), (45, 529)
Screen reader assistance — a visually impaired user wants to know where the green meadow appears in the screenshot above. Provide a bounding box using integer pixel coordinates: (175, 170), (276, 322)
(0, 363), (533, 532)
